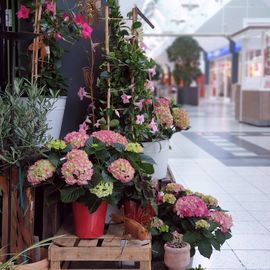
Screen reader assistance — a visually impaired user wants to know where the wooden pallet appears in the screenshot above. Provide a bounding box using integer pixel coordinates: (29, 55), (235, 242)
(49, 222), (152, 270)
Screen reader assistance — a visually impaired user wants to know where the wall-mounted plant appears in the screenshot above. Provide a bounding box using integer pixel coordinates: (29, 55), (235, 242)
(17, 0), (94, 96)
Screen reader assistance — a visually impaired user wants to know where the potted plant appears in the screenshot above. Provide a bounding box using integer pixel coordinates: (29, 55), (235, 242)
(26, 127), (156, 237)
(16, 1), (94, 138)
(164, 231), (191, 270)
(152, 182), (233, 260)
(90, 0), (190, 180)
(0, 78), (54, 171)
(167, 36), (202, 106)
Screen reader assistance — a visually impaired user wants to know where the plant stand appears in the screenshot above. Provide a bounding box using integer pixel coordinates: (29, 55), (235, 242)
(48, 222), (152, 270)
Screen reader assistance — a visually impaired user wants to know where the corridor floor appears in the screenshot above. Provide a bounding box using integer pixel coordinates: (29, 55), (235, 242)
(169, 99), (270, 270)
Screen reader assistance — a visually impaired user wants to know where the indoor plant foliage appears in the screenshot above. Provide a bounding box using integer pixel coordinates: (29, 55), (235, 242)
(0, 79), (54, 170)
(17, 0), (94, 95)
(167, 36), (201, 87)
(152, 182), (233, 259)
(26, 128), (156, 213)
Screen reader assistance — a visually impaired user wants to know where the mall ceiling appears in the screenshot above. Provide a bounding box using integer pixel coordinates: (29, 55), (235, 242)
(118, 0), (270, 59)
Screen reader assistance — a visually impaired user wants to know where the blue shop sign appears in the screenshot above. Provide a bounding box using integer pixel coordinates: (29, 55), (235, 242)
(207, 42), (242, 61)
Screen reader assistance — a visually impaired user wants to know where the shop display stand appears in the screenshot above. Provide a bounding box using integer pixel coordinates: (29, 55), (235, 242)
(49, 221), (152, 270)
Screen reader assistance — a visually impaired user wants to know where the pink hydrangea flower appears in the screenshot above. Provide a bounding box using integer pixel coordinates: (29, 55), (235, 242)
(154, 105), (173, 127)
(91, 130), (128, 147)
(146, 80), (155, 92)
(27, 160), (55, 185)
(17, 5), (30, 19)
(45, 1), (56, 15)
(74, 14), (84, 25)
(156, 97), (170, 107)
(148, 118), (158, 133)
(108, 158), (135, 183)
(121, 94), (132, 104)
(209, 211), (233, 233)
(64, 130), (89, 149)
(78, 87), (87, 101)
(61, 149), (93, 185)
(81, 23), (93, 39)
(136, 114), (145, 125)
(174, 195), (209, 218)
(172, 108), (190, 130)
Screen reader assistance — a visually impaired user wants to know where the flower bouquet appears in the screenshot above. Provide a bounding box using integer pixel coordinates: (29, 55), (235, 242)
(26, 127), (156, 237)
(150, 182), (233, 259)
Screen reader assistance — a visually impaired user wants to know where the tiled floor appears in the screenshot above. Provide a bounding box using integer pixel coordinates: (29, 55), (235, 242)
(169, 99), (270, 270)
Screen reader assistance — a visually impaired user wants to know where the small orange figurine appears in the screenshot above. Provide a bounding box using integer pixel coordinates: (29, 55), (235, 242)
(111, 214), (148, 241)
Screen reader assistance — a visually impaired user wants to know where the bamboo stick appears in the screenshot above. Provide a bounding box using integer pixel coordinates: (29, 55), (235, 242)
(105, 5), (111, 130)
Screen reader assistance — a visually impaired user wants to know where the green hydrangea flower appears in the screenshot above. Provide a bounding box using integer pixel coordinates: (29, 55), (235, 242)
(125, 143), (143, 153)
(47, 139), (66, 150)
(195, 219), (210, 230)
(90, 181), (113, 198)
(163, 193), (176, 204)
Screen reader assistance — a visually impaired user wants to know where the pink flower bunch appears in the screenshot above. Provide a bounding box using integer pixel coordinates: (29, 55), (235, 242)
(91, 130), (128, 147)
(64, 130), (89, 149)
(107, 158), (135, 183)
(148, 118), (158, 133)
(174, 195), (209, 218)
(73, 14), (93, 39)
(45, 0), (56, 15)
(172, 108), (190, 130)
(166, 183), (185, 193)
(27, 160), (55, 185)
(154, 105), (173, 128)
(209, 211), (233, 233)
(61, 149), (93, 185)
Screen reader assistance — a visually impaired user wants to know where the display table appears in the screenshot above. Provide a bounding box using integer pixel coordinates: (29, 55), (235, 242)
(49, 222), (152, 270)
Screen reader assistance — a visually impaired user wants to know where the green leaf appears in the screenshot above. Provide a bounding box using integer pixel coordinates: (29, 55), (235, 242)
(140, 162), (154, 175)
(48, 153), (60, 167)
(132, 21), (142, 29)
(140, 154), (156, 165)
(198, 240), (213, 259)
(112, 143), (125, 152)
(183, 231), (201, 244)
(79, 192), (102, 213)
(60, 186), (85, 203)
(109, 119), (120, 128)
(210, 239), (221, 251)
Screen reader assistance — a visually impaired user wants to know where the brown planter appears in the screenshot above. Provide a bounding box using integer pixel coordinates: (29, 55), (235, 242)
(164, 243), (191, 270)
(16, 258), (49, 270)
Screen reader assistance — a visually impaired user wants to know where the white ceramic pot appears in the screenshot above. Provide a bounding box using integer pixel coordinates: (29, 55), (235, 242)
(142, 139), (169, 180)
(46, 96), (66, 139)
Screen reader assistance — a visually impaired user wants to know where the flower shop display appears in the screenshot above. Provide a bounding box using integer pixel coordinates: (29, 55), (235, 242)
(26, 128), (156, 238)
(17, 0), (95, 138)
(164, 231), (191, 270)
(150, 182), (233, 260)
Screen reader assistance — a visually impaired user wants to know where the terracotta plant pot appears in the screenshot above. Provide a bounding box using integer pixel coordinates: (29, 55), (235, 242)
(123, 200), (154, 226)
(72, 201), (107, 238)
(164, 243), (191, 270)
(16, 258), (49, 270)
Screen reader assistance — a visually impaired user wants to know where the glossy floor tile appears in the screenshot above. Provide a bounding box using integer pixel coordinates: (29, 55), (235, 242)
(168, 99), (270, 270)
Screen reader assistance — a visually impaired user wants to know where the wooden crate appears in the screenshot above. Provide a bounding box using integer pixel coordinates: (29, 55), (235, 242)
(49, 222), (152, 270)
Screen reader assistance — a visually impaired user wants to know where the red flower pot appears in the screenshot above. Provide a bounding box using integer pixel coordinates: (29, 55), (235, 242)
(123, 200), (154, 225)
(72, 201), (107, 238)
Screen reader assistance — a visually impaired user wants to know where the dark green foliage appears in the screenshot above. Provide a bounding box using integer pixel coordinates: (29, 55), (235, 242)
(167, 36), (202, 86)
